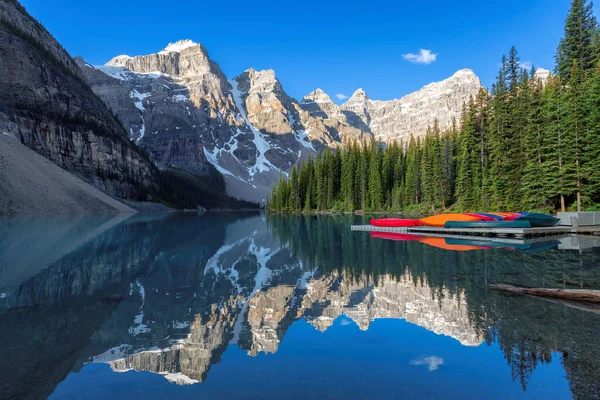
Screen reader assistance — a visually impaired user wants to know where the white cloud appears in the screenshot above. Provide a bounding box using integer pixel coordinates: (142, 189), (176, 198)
(520, 61), (533, 70)
(410, 356), (444, 371)
(335, 93), (348, 100)
(402, 49), (437, 65)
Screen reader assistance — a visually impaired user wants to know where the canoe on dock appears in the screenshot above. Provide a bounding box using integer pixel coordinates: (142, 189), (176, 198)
(444, 220), (532, 229)
(370, 218), (423, 227)
(491, 284), (600, 304)
(419, 214), (482, 227)
(465, 213), (500, 221)
(513, 212), (560, 227)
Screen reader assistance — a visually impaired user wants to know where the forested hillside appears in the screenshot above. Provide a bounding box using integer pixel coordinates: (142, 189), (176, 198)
(267, 0), (600, 213)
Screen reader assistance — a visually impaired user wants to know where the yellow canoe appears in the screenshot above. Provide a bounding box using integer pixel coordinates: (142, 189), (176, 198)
(419, 213), (482, 227)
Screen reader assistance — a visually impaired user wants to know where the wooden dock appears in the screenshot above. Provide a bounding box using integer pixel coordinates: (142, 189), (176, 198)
(351, 224), (600, 239)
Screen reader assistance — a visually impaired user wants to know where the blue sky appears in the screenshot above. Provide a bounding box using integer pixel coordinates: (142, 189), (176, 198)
(21, 0), (587, 102)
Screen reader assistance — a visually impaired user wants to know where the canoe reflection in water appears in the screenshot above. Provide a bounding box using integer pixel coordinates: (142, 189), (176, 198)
(369, 231), (563, 252)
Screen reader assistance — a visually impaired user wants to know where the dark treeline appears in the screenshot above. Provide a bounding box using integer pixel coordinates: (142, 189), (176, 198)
(268, 0), (600, 213)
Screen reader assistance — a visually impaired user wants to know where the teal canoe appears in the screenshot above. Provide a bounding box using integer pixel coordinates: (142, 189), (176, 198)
(513, 212), (559, 227)
(444, 220), (532, 229)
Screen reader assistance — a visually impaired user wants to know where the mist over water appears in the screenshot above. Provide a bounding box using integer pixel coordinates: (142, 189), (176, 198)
(1, 213), (599, 399)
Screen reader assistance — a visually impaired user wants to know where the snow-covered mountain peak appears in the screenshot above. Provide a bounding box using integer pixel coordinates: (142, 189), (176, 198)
(534, 67), (551, 85)
(159, 39), (199, 54)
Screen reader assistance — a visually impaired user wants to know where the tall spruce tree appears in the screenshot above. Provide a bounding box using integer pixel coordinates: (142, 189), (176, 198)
(522, 73), (549, 210)
(583, 62), (600, 202)
(555, 0), (599, 79)
(565, 61), (586, 210)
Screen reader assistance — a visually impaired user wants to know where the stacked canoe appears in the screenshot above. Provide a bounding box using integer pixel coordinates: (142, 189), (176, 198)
(369, 212), (559, 229)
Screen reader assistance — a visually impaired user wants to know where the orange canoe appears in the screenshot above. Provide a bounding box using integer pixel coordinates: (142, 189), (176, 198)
(419, 213), (482, 227)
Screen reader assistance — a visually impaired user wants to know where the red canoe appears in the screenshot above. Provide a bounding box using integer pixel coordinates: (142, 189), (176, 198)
(370, 218), (423, 227)
(370, 232), (422, 241)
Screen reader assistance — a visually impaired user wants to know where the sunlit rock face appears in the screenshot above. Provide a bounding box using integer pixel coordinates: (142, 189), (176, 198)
(341, 69), (482, 143)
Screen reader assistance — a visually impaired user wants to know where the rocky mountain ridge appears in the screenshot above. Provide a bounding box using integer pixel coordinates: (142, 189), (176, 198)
(340, 69), (483, 143)
(0, 0), (157, 200)
(85, 39), (494, 201)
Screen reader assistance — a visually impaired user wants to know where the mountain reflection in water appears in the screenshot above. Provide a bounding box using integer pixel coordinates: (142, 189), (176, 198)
(1, 213), (599, 399)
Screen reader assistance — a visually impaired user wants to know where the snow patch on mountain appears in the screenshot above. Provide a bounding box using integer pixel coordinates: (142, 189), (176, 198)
(288, 111), (316, 152)
(95, 65), (131, 80)
(229, 78), (281, 177)
(159, 39), (199, 54)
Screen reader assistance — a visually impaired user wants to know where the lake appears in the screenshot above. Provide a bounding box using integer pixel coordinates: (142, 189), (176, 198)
(1, 213), (599, 399)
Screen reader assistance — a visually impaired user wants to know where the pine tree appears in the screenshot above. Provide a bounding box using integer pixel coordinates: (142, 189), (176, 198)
(420, 129), (434, 207)
(522, 73), (549, 210)
(583, 62), (600, 202)
(455, 99), (481, 210)
(541, 75), (569, 211)
(404, 135), (420, 206)
(290, 165), (301, 211)
(556, 0), (599, 79)
(507, 46), (521, 91)
(315, 153), (325, 210)
(368, 140), (383, 210)
(340, 142), (355, 211)
(565, 61), (586, 210)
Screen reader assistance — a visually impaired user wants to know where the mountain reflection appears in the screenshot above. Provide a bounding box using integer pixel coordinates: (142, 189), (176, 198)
(1, 213), (599, 399)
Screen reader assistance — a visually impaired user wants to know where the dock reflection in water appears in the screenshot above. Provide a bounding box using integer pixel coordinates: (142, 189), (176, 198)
(1, 214), (599, 399)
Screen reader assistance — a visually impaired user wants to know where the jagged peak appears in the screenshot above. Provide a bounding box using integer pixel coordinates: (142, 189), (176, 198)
(158, 39), (200, 54)
(302, 88), (334, 104)
(344, 88), (369, 103)
(235, 68), (281, 94)
(105, 40), (204, 66)
(413, 69), (481, 96)
(243, 68), (276, 79)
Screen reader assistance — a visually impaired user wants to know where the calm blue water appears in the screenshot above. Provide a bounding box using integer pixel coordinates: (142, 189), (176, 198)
(1, 213), (599, 399)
